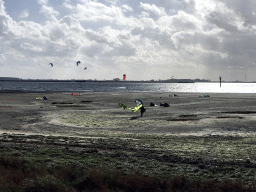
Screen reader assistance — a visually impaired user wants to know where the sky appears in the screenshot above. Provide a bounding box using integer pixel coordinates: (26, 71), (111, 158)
(1, 0), (256, 81)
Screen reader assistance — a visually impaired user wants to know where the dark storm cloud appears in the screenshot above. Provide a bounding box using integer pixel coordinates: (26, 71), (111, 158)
(207, 13), (238, 33)
(217, 0), (256, 26)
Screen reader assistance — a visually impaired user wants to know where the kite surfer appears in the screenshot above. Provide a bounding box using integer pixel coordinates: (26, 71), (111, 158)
(119, 99), (146, 117)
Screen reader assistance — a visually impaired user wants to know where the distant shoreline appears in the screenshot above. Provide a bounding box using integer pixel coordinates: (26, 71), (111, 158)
(0, 79), (196, 83)
(0, 78), (221, 83)
(0, 79), (254, 83)
(0, 78), (254, 83)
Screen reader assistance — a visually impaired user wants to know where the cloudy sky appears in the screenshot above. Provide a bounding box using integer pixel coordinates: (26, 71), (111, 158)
(1, 0), (256, 81)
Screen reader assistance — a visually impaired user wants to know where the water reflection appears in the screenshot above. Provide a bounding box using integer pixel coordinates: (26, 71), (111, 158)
(0, 81), (256, 93)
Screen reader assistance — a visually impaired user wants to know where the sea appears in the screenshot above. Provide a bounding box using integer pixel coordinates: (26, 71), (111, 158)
(1, 81), (256, 93)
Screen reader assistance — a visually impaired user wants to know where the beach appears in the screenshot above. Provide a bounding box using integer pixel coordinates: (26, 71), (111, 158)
(1, 91), (256, 185)
(1, 91), (256, 136)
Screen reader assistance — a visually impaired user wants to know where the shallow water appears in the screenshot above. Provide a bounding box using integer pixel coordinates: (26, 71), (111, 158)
(1, 81), (256, 93)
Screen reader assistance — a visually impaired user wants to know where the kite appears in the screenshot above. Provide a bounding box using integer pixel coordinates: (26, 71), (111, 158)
(49, 63), (53, 67)
(76, 61), (81, 66)
(119, 103), (130, 110)
(84, 67), (87, 70)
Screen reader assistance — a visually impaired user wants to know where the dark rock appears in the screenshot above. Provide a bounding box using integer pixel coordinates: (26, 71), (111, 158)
(245, 159), (250, 164)
(198, 163), (206, 169)
(150, 102), (157, 106)
(160, 103), (170, 107)
(196, 158), (203, 163)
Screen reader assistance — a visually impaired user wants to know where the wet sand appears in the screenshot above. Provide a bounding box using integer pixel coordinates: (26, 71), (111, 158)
(0, 91), (256, 136)
(2, 91), (256, 183)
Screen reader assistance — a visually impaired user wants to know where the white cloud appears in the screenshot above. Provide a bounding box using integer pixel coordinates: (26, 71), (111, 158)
(65, 36), (82, 49)
(20, 42), (43, 52)
(63, 1), (73, 9)
(140, 2), (166, 16)
(122, 4), (133, 12)
(105, 0), (119, 5)
(0, 0), (13, 35)
(85, 29), (121, 46)
(37, 0), (48, 5)
(19, 10), (29, 19)
(59, 16), (85, 33)
(158, 11), (200, 33)
(0, 54), (6, 63)
(70, 1), (140, 28)
(75, 1), (123, 21)
(140, 11), (150, 17)
(194, 0), (216, 16)
(40, 5), (59, 16)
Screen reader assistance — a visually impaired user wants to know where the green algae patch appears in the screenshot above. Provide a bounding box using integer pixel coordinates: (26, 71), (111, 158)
(59, 112), (167, 128)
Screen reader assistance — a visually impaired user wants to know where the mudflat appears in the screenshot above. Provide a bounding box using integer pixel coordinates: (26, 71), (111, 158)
(1, 91), (256, 183)
(0, 91), (256, 136)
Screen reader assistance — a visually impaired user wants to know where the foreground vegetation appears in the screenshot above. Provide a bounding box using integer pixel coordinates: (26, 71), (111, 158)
(1, 132), (256, 191)
(1, 154), (256, 192)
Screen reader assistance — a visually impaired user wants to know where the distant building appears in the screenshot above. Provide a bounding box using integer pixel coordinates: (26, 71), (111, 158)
(113, 78), (120, 81)
(193, 79), (211, 82)
(0, 77), (21, 80)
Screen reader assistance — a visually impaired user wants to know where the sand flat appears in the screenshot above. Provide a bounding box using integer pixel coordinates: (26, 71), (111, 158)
(0, 91), (256, 136)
